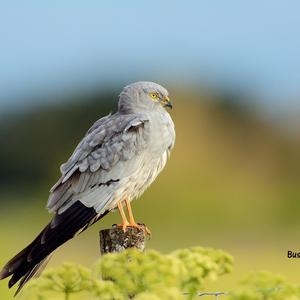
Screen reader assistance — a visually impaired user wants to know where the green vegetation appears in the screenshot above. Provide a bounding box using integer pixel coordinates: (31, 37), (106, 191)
(21, 247), (233, 300)
(229, 271), (300, 300)
(20, 248), (300, 300)
(1, 88), (300, 298)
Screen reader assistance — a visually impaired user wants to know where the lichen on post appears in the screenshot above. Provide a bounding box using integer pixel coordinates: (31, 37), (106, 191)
(99, 225), (147, 255)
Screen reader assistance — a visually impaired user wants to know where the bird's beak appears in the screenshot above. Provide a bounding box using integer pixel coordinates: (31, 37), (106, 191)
(162, 96), (173, 109)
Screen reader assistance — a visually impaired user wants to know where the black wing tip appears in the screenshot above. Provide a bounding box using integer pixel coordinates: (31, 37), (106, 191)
(0, 266), (17, 292)
(0, 267), (10, 280)
(8, 277), (16, 289)
(1, 202), (109, 294)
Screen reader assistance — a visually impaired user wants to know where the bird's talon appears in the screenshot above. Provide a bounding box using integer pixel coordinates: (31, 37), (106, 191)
(137, 223), (151, 235)
(144, 226), (152, 236)
(117, 222), (130, 232)
(129, 223), (151, 236)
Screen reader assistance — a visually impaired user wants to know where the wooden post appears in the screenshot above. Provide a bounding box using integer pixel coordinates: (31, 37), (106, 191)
(99, 225), (147, 255)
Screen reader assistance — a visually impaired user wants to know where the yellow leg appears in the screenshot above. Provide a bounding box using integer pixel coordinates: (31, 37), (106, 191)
(125, 198), (137, 225)
(117, 201), (129, 232)
(125, 199), (151, 235)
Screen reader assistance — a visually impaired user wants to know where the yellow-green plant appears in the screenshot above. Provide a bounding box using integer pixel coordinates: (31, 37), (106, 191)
(21, 246), (233, 300)
(172, 247), (233, 296)
(22, 263), (94, 300)
(229, 271), (300, 300)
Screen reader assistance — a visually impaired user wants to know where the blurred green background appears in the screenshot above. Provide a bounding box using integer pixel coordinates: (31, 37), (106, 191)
(1, 1), (300, 298)
(1, 88), (300, 298)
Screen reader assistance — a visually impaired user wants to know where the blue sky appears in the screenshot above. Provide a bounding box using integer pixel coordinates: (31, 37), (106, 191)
(0, 1), (300, 110)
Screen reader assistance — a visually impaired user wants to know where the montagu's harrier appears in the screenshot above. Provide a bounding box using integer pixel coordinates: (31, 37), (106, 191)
(0, 81), (175, 294)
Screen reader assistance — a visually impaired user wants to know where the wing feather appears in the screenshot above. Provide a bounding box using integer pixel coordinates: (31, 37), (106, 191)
(47, 113), (149, 214)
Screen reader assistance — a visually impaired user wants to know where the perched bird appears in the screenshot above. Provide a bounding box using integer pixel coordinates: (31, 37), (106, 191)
(0, 81), (175, 295)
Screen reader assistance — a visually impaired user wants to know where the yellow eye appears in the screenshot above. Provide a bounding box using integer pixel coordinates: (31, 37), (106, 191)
(149, 92), (158, 100)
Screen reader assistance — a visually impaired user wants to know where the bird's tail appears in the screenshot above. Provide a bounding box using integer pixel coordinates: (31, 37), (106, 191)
(14, 256), (51, 296)
(0, 202), (108, 296)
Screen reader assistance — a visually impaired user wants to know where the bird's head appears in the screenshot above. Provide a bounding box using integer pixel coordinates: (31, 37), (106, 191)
(118, 81), (172, 113)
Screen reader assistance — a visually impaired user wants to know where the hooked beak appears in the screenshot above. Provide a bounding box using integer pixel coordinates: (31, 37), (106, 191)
(162, 96), (173, 109)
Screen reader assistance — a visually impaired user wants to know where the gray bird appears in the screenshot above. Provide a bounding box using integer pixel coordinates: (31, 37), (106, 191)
(0, 81), (175, 294)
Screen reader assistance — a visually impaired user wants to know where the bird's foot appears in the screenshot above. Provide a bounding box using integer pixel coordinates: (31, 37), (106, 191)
(129, 222), (151, 236)
(116, 222), (151, 236)
(116, 221), (131, 232)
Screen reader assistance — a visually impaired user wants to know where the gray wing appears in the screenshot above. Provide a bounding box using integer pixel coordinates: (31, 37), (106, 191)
(47, 112), (149, 214)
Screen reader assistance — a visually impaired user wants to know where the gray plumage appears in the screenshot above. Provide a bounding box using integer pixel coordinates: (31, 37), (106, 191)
(0, 81), (175, 294)
(48, 81), (175, 215)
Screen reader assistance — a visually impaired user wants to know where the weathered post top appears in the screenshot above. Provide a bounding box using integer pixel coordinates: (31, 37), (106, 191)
(99, 225), (147, 255)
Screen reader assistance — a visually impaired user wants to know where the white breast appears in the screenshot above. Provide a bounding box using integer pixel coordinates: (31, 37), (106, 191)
(108, 109), (175, 210)
(109, 149), (169, 207)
